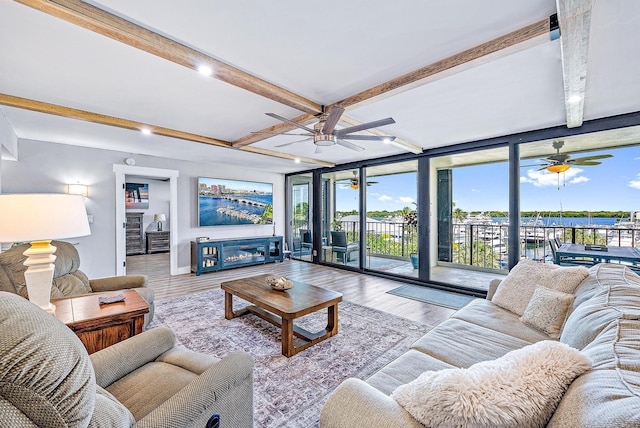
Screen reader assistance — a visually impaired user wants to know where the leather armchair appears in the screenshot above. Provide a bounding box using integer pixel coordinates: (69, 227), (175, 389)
(0, 240), (154, 325)
(0, 291), (254, 427)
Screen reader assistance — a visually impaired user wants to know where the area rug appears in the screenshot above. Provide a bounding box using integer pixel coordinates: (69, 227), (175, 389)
(148, 289), (432, 428)
(387, 284), (477, 309)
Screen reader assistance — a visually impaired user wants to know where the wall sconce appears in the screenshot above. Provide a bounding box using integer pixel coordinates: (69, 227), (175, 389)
(154, 213), (166, 231)
(67, 183), (88, 198)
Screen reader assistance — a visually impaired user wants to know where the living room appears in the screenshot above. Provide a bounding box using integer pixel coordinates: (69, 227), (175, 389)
(2, 1), (640, 427)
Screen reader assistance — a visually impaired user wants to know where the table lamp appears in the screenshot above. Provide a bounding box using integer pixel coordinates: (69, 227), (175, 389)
(154, 213), (166, 231)
(0, 194), (91, 314)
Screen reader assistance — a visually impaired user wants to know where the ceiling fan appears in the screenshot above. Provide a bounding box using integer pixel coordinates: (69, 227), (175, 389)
(337, 171), (378, 190)
(263, 107), (396, 153)
(524, 140), (613, 173)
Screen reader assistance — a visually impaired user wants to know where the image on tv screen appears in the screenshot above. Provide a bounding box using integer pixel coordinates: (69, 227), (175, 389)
(198, 177), (273, 226)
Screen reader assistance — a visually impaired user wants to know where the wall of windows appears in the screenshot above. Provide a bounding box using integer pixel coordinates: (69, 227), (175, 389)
(285, 115), (640, 295)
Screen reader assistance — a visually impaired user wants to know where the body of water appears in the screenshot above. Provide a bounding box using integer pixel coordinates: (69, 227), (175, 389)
(199, 194), (272, 226)
(493, 217), (621, 227)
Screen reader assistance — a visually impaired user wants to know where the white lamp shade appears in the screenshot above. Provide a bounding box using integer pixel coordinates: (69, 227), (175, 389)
(154, 213), (166, 222)
(0, 194), (91, 242)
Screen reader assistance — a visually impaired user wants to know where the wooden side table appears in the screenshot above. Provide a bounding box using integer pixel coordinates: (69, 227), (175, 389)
(53, 290), (149, 354)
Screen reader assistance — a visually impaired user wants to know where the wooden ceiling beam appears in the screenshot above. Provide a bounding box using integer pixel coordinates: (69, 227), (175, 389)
(337, 116), (423, 154)
(236, 18), (550, 148)
(556, 0), (593, 128)
(0, 94), (335, 166)
(331, 18), (550, 110)
(14, 0), (322, 115)
(0, 93), (231, 147)
(233, 113), (317, 147)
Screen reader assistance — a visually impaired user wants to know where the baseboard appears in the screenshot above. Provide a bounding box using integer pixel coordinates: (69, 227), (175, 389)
(176, 266), (191, 275)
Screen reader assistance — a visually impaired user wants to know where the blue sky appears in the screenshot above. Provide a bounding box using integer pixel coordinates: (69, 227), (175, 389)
(335, 145), (640, 213)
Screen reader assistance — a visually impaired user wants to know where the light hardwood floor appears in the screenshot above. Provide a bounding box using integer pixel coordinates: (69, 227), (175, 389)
(126, 252), (456, 325)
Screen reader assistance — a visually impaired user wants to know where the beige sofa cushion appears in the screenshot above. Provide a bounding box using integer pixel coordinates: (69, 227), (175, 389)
(392, 341), (591, 428)
(549, 319), (640, 427)
(366, 349), (455, 396)
(491, 259), (589, 316)
(492, 258), (588, 316)
(411, 318), (532, 368)
(450, 299), (551, 343)
(520, 286), (575, 339)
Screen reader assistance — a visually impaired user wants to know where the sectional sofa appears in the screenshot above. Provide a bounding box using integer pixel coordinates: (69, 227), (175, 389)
(321, 261), (640, 427)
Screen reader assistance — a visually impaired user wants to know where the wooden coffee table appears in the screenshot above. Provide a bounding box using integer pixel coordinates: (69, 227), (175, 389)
(53, 290), (149, 354)
(221, 274), (343, 357)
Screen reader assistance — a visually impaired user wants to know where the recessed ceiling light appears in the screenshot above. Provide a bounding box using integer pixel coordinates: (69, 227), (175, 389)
(383, 138), (391, 144)
(569, 95), (582, 103)
(294, 158), (301, 164)
(198, 65), (212, 76)
(141, 128), (152, 135)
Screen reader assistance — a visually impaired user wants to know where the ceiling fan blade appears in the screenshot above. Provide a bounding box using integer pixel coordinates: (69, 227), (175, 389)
(275, 138), (311, 148)
(568, 154), (613, 163)
(336, 139), (365, 152)
(571, 161), (602, 166)
(266, 113), (315, 133)
(366, 181), (379, 186)
(341, 135), (396, 141)
(321, 107), (344, 134)
(335, 118), (395, 136)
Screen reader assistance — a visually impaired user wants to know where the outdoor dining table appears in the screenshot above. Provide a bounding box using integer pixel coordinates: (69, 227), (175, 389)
(555, 243), (640, 267)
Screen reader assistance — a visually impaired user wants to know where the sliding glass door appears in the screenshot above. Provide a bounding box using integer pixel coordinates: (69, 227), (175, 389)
(364, 161), (418, 277)
(289, 173), (312, 261)
(429, 146), (509, 292)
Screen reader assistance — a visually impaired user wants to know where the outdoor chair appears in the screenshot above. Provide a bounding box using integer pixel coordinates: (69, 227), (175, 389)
(301, 229), (313, 257)
(331, 231), (359, 264)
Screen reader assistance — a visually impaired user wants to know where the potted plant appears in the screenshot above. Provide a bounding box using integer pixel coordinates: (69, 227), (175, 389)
(403, 205), (419, 269)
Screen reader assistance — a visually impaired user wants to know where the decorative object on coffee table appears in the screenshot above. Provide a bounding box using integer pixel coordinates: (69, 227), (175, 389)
(266, 275), (293, 291)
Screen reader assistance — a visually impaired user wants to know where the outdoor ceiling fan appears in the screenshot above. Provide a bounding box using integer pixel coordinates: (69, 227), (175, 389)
(337, 171), (378, 190)
(523, 140), (613, 173)
(262, 107), (396, 154)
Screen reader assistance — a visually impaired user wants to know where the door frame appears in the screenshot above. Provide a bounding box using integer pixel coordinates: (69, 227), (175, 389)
(113, 164), (179, 276)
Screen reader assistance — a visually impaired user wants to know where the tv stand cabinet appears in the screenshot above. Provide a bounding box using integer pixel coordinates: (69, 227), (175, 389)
(191, 236), (283, 276)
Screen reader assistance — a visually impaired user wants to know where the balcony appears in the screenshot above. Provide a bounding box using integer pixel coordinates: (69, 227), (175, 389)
(291, 219), (640, 292)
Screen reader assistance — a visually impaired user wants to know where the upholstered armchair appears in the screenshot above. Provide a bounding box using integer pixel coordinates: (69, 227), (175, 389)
(0, 240), (154, 325)
(0, 291), (254, 427)
(330, 231), (359, 264)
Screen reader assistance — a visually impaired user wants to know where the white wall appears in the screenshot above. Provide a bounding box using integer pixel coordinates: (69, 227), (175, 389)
(1, 139), (286, 278)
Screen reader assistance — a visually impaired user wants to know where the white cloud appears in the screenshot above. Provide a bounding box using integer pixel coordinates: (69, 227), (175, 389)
(398, 196), (415, 203)
(520, 167), (585, 187)
(629, 173), (640, 189)
(569, 176), (590, 184)
(378, 195), (393, 201)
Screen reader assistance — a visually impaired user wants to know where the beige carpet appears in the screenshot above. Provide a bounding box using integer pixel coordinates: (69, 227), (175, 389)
(148, 288), (433, 427)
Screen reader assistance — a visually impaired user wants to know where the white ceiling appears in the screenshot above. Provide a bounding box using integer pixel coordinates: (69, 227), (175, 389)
(1, 0), (639, 173)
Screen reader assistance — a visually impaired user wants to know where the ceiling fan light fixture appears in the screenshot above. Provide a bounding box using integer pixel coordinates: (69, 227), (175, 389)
(314, 134), (336, 146)
(350, 183), (359, 190)
(547, 164), (570, 173)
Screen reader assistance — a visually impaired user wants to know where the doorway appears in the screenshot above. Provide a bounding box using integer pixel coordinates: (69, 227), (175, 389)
(113, 164), (179, 276)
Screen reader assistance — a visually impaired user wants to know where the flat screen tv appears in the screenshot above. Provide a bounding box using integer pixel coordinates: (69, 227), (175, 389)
(198, 177), (273, 227)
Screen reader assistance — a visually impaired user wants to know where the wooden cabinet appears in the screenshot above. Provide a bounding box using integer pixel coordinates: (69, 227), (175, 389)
(126, 212), (144, 255)
(146, 230), (170, 253)
(191, 236), (283, 275)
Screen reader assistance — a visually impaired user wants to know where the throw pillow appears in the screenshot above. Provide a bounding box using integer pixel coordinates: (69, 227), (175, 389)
(520, 286), (575, 339)
(492, 258), (588, 316)
(392, 341), (591, 428)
